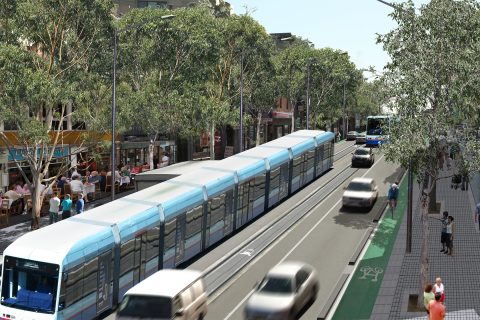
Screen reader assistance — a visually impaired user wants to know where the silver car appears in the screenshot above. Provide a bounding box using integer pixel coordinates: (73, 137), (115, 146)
(245, 262), (318, 320)
(351, 147), (375, 167)
(342, 177), (378, 208)
(355, 132), (366, 144)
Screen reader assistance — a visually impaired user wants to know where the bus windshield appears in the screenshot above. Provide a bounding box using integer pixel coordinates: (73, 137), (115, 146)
(1, 256), (59, 314)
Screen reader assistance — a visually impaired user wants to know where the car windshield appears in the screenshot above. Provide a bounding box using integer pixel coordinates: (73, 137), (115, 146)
(347, 182), (372, 192)
(0, 256), (59, 314)
(117, 295), (172, 319)
(354, 149), (370, 155)
(259, 276), (293, 294)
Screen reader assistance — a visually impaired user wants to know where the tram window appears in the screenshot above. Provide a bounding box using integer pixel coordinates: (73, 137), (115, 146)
(209, 193), (226, 226)
(292, 156), (302, 179)
(83, 257), (98, 298)
(120, 238), (135, 276)
(307, 150), (315, 170)
(146, 226), (160, 261)
(253, 174), (266, 202)
(164, 219), (176, 255)
(65, 263), (84, 308)
(270, 167), (280, 191)
(186, 205), (203, 239)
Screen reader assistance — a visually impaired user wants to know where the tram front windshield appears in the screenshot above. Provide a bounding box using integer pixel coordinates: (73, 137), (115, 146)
(367, 118), (388, 136)
(1, 256), (59, 314)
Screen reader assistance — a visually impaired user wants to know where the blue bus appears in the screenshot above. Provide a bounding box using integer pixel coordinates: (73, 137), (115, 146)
(365, 115), (392, 147)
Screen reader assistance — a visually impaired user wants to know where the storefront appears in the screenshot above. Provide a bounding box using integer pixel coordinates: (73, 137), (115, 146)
(120, 140), (176, 169)
(2, 145), (70, 188)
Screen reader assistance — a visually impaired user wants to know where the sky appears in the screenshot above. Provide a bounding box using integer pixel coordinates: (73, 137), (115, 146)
(228, 0), (428, 76)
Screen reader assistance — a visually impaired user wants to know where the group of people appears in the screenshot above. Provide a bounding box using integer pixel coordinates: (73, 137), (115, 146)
(48, 192), (85, 224)
(423, 277), (446, 319)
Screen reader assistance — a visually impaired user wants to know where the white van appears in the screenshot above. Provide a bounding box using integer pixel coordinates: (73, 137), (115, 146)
(116, 269), (207, 320)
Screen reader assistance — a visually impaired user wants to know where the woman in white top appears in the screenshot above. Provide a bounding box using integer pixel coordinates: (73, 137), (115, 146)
(433, 277), (445, 303)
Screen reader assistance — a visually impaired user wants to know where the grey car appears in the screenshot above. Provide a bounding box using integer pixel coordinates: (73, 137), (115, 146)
(351, 147), (375, 167)
(346, 131), (359, 140)
(245, 261), (318, 320)
(355, 132), (366, 144)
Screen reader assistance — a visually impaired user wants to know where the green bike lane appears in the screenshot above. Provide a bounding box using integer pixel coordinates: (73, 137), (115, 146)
(332, 178), (408, 320)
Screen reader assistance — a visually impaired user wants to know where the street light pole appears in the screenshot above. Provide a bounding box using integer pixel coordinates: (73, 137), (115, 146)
(239, 50), (244, 153)
(111, 30), (118, 202)
(306, 60), (311, 130)
(342, 81), (346, 139)
(111, 15), (175, 201)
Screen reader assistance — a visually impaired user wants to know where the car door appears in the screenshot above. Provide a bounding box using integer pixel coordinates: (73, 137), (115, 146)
(294, 269), (310, 308)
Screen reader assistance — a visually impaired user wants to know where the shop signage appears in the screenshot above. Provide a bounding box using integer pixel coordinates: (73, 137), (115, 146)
(7, 146), (70, 161)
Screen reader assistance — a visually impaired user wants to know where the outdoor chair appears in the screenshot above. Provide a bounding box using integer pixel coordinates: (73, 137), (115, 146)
(0, 198), (10, 227)
(105, 175), (119, 193)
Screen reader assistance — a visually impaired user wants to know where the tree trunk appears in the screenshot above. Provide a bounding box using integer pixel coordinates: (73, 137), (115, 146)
(210, 122), (215, 160)
(256, 112), (262, 146)
(149, 140), (155, 170)
(418, 181), (431, 308)
(428, 182), (437, 213)
(30, 175), (44, 230)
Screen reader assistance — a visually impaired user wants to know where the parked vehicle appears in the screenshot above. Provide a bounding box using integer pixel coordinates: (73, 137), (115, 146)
(116, 269), (207, 320)
(245, 261), (318, 320)
(351, 147), (375, 167)
(342, 177), (378, 208)
(0, 130), (335, 320)
(346, 131), (359, 141)
(355, 132), (366, 145)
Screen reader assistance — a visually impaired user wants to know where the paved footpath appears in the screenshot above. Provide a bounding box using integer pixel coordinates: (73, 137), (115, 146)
(332, 167), (480, 320)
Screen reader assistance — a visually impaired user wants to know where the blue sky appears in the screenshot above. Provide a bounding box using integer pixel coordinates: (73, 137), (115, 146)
(228, 0), (428, 75)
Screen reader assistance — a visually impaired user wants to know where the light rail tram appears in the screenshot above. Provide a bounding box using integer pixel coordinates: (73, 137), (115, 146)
(0, 130), (334, 320)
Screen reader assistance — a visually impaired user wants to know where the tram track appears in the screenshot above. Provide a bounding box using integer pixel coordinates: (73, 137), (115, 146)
(202, 142), (360, 298)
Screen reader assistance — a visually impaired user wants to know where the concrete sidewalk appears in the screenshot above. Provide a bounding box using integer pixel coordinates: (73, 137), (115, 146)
(369, 167), (480, 319)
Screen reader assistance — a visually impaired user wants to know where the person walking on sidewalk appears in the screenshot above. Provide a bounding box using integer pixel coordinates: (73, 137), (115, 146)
(49, 193), (61, 224)
(475, 202), (480, 232)
(60, 194), (72, 219)
(76, 193), (85, 214)
(433, 277), (445, 303)
(439, 211), (449, 253)
(423, 283), (435, 315)
(445, 216), (455, 256)
(429, 293), (445, 320)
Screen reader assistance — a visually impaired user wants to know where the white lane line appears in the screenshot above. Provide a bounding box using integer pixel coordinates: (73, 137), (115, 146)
(224, 153), (386, 319)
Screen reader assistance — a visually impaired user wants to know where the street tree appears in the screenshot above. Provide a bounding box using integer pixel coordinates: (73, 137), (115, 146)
(274, 38), (314, 133)
(378, 0), (480, 306)
(117, 6), (223, 166)
(0, 0), (114, 229)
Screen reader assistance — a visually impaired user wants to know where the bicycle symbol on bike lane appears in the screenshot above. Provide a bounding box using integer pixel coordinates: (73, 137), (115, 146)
(359, 266), (384, 282)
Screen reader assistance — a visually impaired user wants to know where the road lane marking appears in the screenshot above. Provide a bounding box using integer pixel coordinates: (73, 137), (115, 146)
(240, 249), (254, 257)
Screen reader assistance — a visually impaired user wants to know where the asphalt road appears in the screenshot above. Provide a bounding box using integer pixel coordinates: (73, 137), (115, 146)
(199, 148), (401, 320)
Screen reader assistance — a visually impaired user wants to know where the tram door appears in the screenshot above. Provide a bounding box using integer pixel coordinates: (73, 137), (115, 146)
(96, 251), (112, 313)
(133, 233), (147, 286)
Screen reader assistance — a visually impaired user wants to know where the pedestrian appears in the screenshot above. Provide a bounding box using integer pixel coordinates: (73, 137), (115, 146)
(433, 277), (445, 303)
(423, 283), (435, 315)
(445, 216), (455, 256)
(76, 193), (85, 214)
(440, 211), (449, 253)
(387, 181), (399, 215)
(60, 194), (72, 220)
(428, 292), (446, 320)
(474, 202), (480, 232)
(49, 193), (61, 224)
